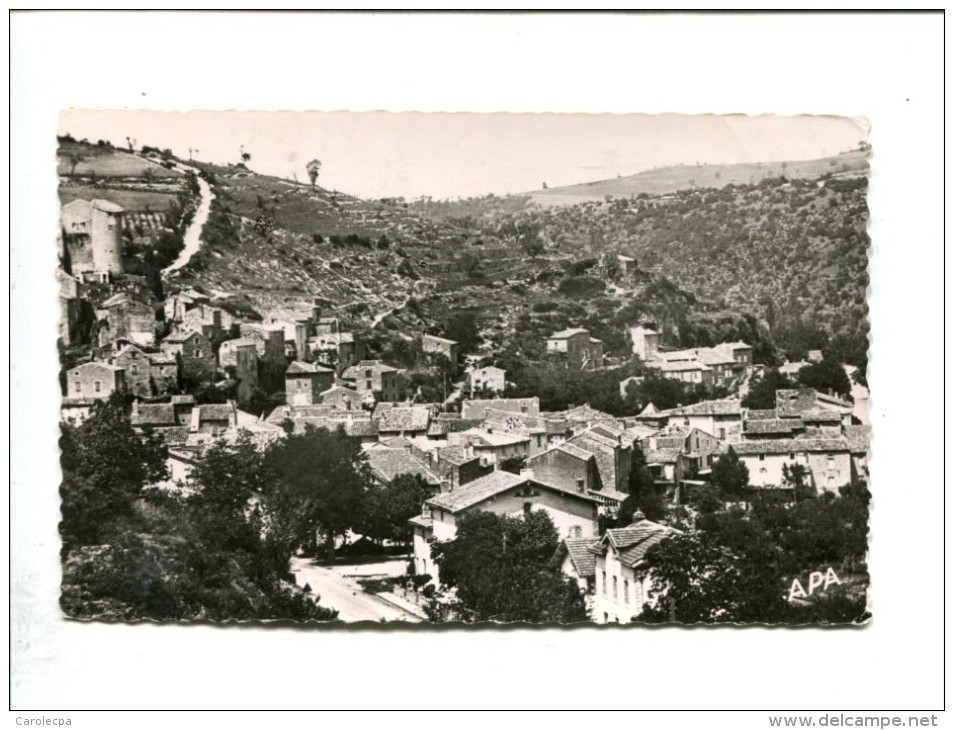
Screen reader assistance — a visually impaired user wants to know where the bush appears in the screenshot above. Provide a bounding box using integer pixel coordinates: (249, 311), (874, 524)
(422, 584), (437, 599)
(532, 301), (559, 313)
(557, 276), (606, 298)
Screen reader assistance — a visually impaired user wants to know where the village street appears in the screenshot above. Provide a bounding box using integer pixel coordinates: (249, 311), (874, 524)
(289, 556), (423, 624)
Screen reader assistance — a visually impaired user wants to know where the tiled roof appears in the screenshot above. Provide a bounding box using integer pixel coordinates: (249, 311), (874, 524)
(730, 438), (851, 456)
(427, 470), (526, 512)
(745, 408), (779, 420)
(588, 487), (629, 504)
(367, 448), (440, 485)
(376, 406), (431, 433)
(548, 328), (590, 339)
(590, 423), (624, 440)
(652, 360), (711, 373)
(665, 399), (742, 416)
(286, 361), (334, 375)
(798, 410), (843, 424)
(170, 394), (196, 405)
(844, 425), (871, 454)
(644, 448), (682, 465)
(427, 417), (484, 436)
(265, 404), (337, 423)
(434, 445), (477, 466)
(148, 352), (177, 365)
(567, 431), (619, 490)
(422, 334), (458, 346)
(91, 198), (124, 213)
(554, 441), (597, 462)
(744, 419), (802, 435)
(197, 404), (234, 422)
(561, 537), (600, 578)
(284, 416), (379, 438)
(593, 520), (678, 568)
(408, 513), (433, 529)
(460, 397), (540, 420)
(69, 361), (124, 374)
(463, 428), (531, 448)
(131, 403), (176, 427)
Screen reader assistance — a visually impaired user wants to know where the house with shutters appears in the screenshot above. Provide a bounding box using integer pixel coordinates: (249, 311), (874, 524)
(554, 536), (601, 598)
(284, 361), (336, 406)
(546, 328), (604, 370)
(658, 399), (744, 443)
(409, 468), (601, 583)
(730, 438), (854, 493)
(160, 329), (215, 383)
(590, 514), (680, 624)
(468, 366), (506, 398)
(341, 360), (404, 402)
(62, 361), (127, 422)
(447, 428), (531, 467)
(422, 334), (459, 377)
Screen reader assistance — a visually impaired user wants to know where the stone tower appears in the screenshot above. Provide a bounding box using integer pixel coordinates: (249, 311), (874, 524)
(235, 343), (260, 407)
(90, 199), (125, 279)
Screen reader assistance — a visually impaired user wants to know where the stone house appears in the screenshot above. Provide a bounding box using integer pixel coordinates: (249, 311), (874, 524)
(96, 294), (158, 348)
(730, 438), (854, 493)
(660, 399), (744, 442)
(468, 365), (506, 398)
(65, 361), (126, 401)
(284, 361), (336, 406)
(422, 334), (459, 377)
(318, 384), (363, 411)
(447, 428), (531, 468)
(546, 328), (604, 370)
(341, 360), (404, 402)
(160, 329), (215, 383)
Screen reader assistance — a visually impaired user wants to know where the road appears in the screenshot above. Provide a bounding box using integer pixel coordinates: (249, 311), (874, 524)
(146, 158), (215, 275)
(289, 557), (422, 624)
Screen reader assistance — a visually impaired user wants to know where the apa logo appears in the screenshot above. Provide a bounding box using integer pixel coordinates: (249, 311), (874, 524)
(787, 567), (841, 601)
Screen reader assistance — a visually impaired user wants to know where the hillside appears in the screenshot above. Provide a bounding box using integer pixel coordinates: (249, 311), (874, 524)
(57, 137), (200, 284)
(526, 150), (869, 206)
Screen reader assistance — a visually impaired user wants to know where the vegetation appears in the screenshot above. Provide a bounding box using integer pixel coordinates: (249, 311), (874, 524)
(639, 484), (870, 624)
(428, 510), (588, 623)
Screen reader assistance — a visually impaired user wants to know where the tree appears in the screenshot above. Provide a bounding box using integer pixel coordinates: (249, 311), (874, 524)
(306, 159), (322, 187)
(782, 462), (814, 502)
(361, 473), (432, 546)
(430, 510), (587, 623)
(60, 395), (168, 545)
(266, 425), (371, 559)
(710, 447), (749, 499)
(797, 355), (852, 400)
(67, 153), (85, 176)
(639, 526), (787, 623)
(618, 448), (665, 522)
(741, 368), (795, 410)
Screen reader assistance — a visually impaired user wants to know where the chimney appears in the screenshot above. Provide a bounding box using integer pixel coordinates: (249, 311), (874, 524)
(576, 477), (585, 493)
(131, 398), (140, 416)
(439, 478), (451, 494)
(649, 437), (657, 450)
(520, 467), (535, 481)
(312, 298), (322, 322)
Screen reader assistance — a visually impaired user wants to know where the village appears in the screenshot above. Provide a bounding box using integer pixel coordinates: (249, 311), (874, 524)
(59, 172), (868, 623)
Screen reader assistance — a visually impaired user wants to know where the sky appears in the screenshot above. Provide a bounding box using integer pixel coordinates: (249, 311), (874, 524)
(59, 110), (867, 201)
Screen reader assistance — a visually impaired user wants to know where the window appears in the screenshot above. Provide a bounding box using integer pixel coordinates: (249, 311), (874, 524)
(523, 501), (532, 514)
(624, 579), (630, 604)
(366, 379), (372, 389)
(789, 453), (795, 460)
(612, 576), (618, 599)
(194, 349), (202, 358)
(759, 454), (765, 461)
(718, 428), (725, 440)
(73, 381), (81, 393)
(602, 571), (607, 595)
(94, 381), (101, 392)
(131, 365), (138, 375)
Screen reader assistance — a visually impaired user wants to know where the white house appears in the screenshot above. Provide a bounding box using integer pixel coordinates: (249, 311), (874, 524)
(590, 515), (679, 624)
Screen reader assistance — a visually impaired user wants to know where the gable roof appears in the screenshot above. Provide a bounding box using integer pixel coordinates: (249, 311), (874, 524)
(286, 360), (335, 375)
(461, 428), (530, 448)
(643, 448), (683, 465)
(427, 417), (484, 437)
(69, 361), (124, 374)
(163, 329), (205, 344)
(375, 405), (431, 433)
(558, 537), (600, 578)
(730, 438), (851, 456)
(548, 328), (590, 339)
(592, 519), (678, 568)
(366, 448), (440, 486)
(427, 470), (526, 512)
(664, 399), (743, 417)
(460, 397), (539, 420)
(422, 334), (457, 346)
(744, 419), (803, 435)
(844, 425), (870, 454)
(131, 403), (176, 427)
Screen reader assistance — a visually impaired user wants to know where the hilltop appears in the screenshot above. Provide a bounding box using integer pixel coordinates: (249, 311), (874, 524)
(526, 149), (869, 206)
